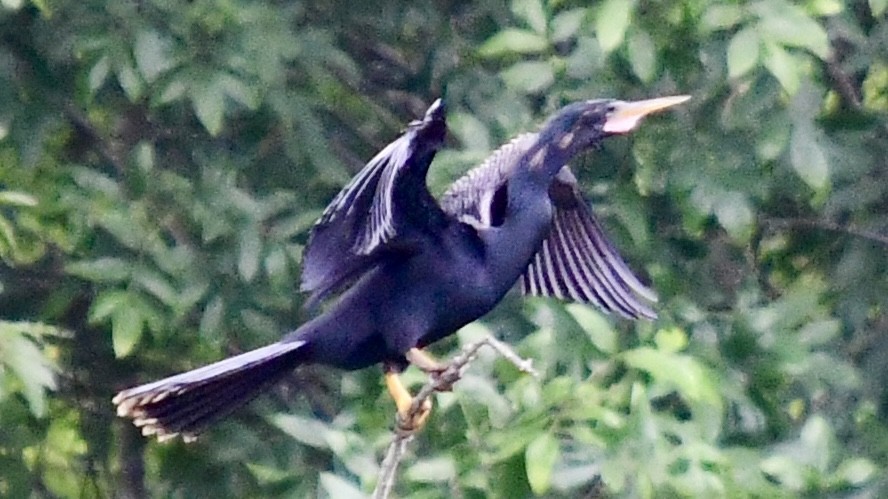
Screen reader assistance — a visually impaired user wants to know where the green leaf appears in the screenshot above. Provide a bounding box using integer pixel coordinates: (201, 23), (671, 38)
(836, 457), (878, 486)
(116, 63), (144, 102)
(799, 415), (833, 472)
(134, 29), (175, 83)
(525, 432), (559, 494)
(0, 322), (58, 417)
(112, 306), (143, 358)
(595, 0), (634, 53)
(238, 225), (262, 282)
(500, 61), (554, 94)
(88, 55), (111, 93)
(872, 0), (888, 16)
(0, 190), (37, 207)
(448, 112), (491, 152)
(219, 73), (260, 110)
(623, 347), (722, 408)
(807, 0), (843, 16)
(318, 473), (364, 499)
(627, 29), (656, 83)
(511, 0), (547, 34)
(762, 42), (800, 94)
(271, 413), (331, 449)
(199, 295), (224, 336)
(133, 268), (178, 307)
(89, 290), (128, 323)
(565, 36), (603, 79)
(701, 4), (745, 32)
(653, 327), (688, 353)
(566, 304), (617, 354)
(405, 456), (457, 483)
(479, 29), (548, 58)
(713, 191), (755, 242)
(789, 123), (830, 190)
(727, 28), (760, 79)
(755, 3), (830, 59)
(66, 257), (131, 283)
(551, 9), (586, 43)
(191, 78), (225, 136)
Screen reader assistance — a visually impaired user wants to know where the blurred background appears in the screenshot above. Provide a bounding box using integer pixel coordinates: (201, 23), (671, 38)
(1, 0), (887, 497)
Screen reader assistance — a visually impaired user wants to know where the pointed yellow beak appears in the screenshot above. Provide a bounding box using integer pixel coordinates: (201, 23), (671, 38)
(603, 95), (691, 134)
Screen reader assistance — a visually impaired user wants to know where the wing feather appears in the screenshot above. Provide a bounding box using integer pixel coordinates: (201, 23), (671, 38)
(300, 100), (447, 303)
(521, 170), (657, 319)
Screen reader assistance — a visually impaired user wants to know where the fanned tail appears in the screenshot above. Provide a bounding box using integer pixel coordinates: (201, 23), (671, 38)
(112, 341), (308, 442)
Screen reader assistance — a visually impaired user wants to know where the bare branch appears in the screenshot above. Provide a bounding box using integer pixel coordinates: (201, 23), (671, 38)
(372, 336), (537, 498)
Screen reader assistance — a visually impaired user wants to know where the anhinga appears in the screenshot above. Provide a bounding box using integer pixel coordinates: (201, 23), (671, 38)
(113, 95), (690, 441)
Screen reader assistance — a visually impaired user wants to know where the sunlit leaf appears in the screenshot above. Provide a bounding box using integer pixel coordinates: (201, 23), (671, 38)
(713, 191), (754, 242)
(134, 29), (176, 83)
(872, 0), (888, 16)
(112, 306), (143, 358)
(500, 60), (554, 94)
(807, 0), (843, 15)
(789, 123), (830, 190)
(551, 9), (586, 43)
(627, 29), (656, 83)
(755, 2), (830, 59)
(701, 4), (745, 32)
(799, 415), (833, 472)
(623, 347), (722, 408)
(238, 225), (262, 282)
(191, 78), (225, 136)
(836, 457), (878, 486)
(511, 0), (547, 34)
(727, 28), (760, 79)
(595, 0), (634, 53)
(271, 413), (331, 449)
(405, 456), (456, 483)
(525, 432), (559, 494)
(0, 322), (58, 416)
(762, 42), (800, 94)
(566, 304), (617, 354)
(319, 473), (364, 499)
(478, 29), (548, 58)
(66, 257), (131, 283)
(116, 63), (144, 102)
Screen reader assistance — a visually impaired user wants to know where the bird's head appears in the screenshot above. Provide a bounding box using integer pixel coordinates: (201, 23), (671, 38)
(541, 95), (691, 152)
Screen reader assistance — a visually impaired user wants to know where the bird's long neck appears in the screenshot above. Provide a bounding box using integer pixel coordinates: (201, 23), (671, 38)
(508, 135), (578, 206)
(478, 136), (580, 282)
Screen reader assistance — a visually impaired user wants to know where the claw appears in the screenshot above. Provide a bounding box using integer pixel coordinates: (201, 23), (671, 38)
(396, 397), (432, 433)
(384, 368), (433, 433)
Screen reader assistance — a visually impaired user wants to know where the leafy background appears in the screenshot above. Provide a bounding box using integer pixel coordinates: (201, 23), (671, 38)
(1, 0), (887, 496)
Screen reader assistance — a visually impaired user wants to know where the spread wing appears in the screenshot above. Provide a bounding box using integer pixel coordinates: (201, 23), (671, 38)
(522, 168), (657, 319)
(300, 99), (448, 304)
(442, 133), (657, 320)
(440, 133), (536, 226)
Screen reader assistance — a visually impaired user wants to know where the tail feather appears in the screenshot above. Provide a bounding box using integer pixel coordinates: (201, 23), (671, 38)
(113, 341), (307, 442)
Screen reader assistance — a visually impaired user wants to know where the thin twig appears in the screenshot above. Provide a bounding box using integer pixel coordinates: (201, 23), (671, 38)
(762, 217), (888, 247)
(372, 336), (537, 498)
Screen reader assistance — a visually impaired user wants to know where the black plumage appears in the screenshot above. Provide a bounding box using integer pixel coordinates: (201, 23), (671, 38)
(113, 95), (689, 441)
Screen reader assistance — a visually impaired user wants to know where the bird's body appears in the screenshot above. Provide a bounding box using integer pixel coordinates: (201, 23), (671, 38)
(113, 96), (689, 441)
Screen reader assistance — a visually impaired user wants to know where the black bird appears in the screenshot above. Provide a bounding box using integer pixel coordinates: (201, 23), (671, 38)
(113, 95), (689, 441)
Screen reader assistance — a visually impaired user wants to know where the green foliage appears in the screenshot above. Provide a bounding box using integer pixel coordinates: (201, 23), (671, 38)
(1, 0), (887, 496)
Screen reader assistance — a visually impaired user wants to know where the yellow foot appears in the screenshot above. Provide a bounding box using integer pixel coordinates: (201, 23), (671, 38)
(384, 368), (433, 433)
(406, 348), (448, 374)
